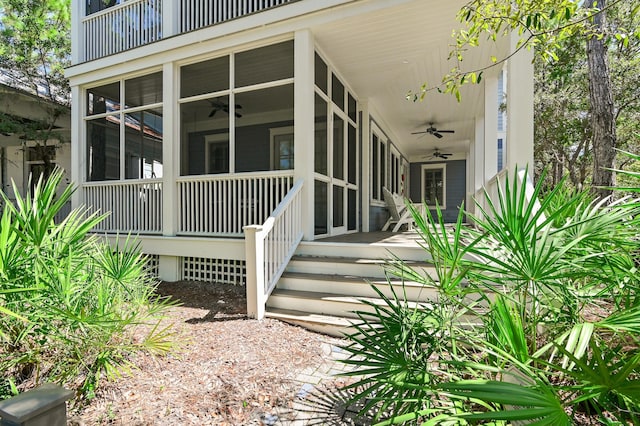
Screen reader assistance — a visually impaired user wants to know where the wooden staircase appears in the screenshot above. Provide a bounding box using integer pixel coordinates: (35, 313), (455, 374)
(264, 237), (437, 337)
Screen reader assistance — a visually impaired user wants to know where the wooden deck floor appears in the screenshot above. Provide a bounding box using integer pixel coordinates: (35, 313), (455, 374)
(315, 231), (425, 246)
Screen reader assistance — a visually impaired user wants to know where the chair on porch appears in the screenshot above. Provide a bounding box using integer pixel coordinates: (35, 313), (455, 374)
(381, 187), (416, 232)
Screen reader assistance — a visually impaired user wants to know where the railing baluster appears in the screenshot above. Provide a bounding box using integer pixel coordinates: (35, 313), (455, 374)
(82, 0), (293, 61)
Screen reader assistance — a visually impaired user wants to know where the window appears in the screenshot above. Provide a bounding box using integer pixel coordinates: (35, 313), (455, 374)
(85, 72), (164, 181)
(270, 127), (294, 170)
(205, 134), (230, 174)
(26, 145), (57, 192)
(421, 164), (446, 208)
(497, 138), (504, 172)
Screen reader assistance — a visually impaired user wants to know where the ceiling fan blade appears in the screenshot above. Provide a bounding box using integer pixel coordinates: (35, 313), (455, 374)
(438, 130), (455, 134)
(208, 109), (217, 118)
(411, 131), (427, 135)
(434, 132), (443, 139)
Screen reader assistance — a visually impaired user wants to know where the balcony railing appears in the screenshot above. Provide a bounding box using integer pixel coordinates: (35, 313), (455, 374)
(83, 0), (163, 62)
(81, 0), (293, 62)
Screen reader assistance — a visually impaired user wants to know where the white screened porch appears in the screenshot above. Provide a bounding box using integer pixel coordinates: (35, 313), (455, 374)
(68, 0), (535, 320)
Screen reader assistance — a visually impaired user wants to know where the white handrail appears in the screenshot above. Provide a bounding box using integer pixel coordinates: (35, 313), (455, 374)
(245, 179), (303, 319)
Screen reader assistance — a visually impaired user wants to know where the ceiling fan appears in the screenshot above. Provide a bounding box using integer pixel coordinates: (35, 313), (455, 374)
(426, 148), (452, 160)
(412, 123), (455, 139)
(208, 99), (242, 118)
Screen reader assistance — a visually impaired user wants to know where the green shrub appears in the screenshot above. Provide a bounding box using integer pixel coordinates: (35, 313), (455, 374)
(0, 169), (175, 402)
(342, 167), (640, 424)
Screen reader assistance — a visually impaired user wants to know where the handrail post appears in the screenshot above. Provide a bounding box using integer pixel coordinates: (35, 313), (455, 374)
(244, 225), (266, 320)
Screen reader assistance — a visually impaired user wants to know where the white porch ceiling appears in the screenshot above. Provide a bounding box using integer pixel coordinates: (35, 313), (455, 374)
(310, 0), (506, 160)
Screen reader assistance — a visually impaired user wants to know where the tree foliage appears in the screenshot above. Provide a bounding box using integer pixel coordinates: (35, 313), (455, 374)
(411, 0), (639, 196)
(534, 1), (640, 193)
(0, 0), (71, 104)
(0, 0), (72, 180)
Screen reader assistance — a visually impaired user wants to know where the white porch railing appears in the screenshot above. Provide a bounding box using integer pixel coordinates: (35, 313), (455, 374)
(245, 179), (303, 319)
(473, 168), (509, 219)
(177, 172), (294, 236)
(81, 0), (293, 62)
(181, 0), (293, 33)
(83, 179), (163, 233)
(82, 0), (162, 62)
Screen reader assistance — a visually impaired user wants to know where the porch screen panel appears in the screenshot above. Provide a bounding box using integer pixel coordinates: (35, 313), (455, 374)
(332, 114), (344, 180)
(314, 94), (327, 175)
(234, 84), (294, 173)
(372, 134), (378, 199)
(380, 143), (386, 200)
(87, 119), (120, 181)
(125, 72), (162, 108)
(314, 180), (328, 235)
(124, 108), (163, 179)
(333, 185), (344, 227)
(85, 74), (163, 182)
(315, 53), (328, 95)
(331, 74), (344, 112)
(181, 56), (229, 98)
(348, 93), (357, 122)
(348, 123), (356, 184)
(235, 41), (293, 88)
(180, 96), (230, 176)
(348, 189), (357, 231)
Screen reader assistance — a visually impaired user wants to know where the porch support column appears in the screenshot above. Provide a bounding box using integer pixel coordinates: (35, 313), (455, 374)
(70, 84), (83, 210)
(70, 0), (82, 64)
(159, 62), (180, 281)
(484, 75), (499, 180)
(466, 142), (475, 215)
(472, 116), (485, 217)
(360, 101), (371, 232)
(294, 29), (315, 241)
(506, 32), (534, 172)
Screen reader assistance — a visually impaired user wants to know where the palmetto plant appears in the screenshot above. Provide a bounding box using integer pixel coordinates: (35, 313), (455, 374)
(341, 167), (640, 424)
(0, 169), (175, 401)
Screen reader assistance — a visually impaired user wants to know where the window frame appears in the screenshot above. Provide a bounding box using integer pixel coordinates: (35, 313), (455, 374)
(269, 126), (294, 170)
(84, 70), (163, 182)
(421, 163), (447, 209)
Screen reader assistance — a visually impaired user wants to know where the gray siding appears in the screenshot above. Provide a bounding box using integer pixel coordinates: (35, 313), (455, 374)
(409, 159), (466, 223)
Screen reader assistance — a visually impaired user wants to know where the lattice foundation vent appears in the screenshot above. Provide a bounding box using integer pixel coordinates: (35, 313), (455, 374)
(145, 254), (160, 278)
(181, 257), (246, 285)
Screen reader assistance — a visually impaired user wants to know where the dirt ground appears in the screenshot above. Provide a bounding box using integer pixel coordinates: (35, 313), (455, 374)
(71, 280), (348, 425)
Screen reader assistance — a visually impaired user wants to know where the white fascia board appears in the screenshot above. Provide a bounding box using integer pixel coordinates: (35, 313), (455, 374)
(102, 234), (247, 260)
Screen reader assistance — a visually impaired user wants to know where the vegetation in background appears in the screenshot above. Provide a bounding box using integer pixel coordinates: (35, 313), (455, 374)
(534, 1), (640, 193)
(0, 169), (176, 402)
(411, 0), (639, 198)
(0, 0), (71, 174)
(341, 167), (640, 424)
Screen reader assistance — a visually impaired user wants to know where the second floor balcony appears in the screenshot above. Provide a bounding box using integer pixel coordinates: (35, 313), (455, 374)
(77, 0), (297, 62)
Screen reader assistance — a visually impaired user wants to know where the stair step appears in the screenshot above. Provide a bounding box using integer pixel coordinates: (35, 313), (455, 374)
(278, 271), (438, 300)
(267, 289), (434, 318)
(265, 308), (357, 338)
(287, 255), (436, 277)
(296, 241), (428, 262)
